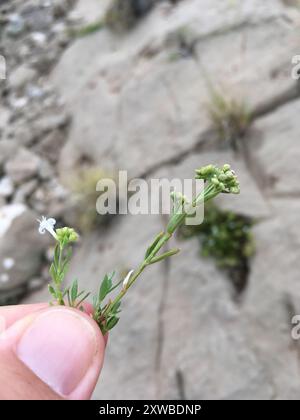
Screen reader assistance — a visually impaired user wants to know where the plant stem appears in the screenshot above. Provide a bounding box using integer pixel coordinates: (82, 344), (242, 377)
(51, 243), (66, 306)
(102, 182), (217, 318)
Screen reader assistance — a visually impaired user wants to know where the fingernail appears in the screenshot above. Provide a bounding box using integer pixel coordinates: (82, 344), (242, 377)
(16, 308), (98, 396)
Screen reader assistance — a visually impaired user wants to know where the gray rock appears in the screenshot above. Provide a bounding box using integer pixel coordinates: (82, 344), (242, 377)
(30, 31), (48, 47)
(13, 179), (38, 203)
(269, 198), (300, 248)
(28, 178), (67, 214)
(30, 48), (59, 73)
(0, 204), (50, 299)
(246, 100), (300, 195)
(33, 112), (69, 135)
(5, 148), (41, 184)
(0, 197), (6, 208)
(5, 13), (25, 37)
(52, 0), (69, 18)
(68, 0), (110, 25)
(38, 159), (55, 180)
(0, 176), (14, 198)
(132, 0), (155, 17)
(159, 241), (275, 400)
(0, 140), (18, 169)
(8, 122), (35, 147)
(9, 64), (38, 91)
(21, 5), (53, 32)
(25, 84), (46, 100)
(51, 0), (297, 178)
(0, 107), (10, 133)
(34, 129), (66, 163)
(241, 217), (300, 399)
(8, 96), (29, 110)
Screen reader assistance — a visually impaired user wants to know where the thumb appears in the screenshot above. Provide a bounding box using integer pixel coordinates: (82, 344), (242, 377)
(0, 306), (105, 400)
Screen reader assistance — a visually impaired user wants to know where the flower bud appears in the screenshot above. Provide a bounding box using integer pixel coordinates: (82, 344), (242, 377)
(195, 164), (215, 179)
(56, 227), (79, 245)
(218, 174), (227, 182)
(230, 186), (240, 194)
(211, 177), (219, 186)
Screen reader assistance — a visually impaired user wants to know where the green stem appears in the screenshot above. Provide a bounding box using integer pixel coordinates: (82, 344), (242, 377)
(100, 181), (219, 322)
(55, 244), (65, 305)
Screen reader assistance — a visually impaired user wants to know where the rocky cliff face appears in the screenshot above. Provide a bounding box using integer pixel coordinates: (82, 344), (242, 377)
(2, 0), (300, 399)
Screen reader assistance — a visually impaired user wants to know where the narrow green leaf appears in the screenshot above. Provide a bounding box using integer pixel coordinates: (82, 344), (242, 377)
(92, 295), (98, 309)
(149, 248), (180, 265)
(76, 290), (87, 300)
(48, 285), (56, 298)
(49, 264), (57, 282)
(71, 279), (78, 303)
(108, 278), (123, 294)
(110, 301), (121, 314)
(76, 292), (90, 308)
(145, 231), (164, 259)
(99, 272), (114, 302)
(62, 288), (69, 298)
(106, 316), (120, 331)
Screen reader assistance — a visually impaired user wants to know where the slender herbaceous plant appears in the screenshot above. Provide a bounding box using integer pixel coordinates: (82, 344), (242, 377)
(38, 164), (240, 334)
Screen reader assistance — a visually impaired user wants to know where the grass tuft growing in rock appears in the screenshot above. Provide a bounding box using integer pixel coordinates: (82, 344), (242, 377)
(65, 167), (117, 232)
(208, 90), (251, 150)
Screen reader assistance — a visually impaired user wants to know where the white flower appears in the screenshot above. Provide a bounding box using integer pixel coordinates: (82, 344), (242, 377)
(37, 216), (57, 239)
(123, 269), (134, 289)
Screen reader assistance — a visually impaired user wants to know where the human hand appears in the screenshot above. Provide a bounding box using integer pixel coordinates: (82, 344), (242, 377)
(0, 303), (106, 400)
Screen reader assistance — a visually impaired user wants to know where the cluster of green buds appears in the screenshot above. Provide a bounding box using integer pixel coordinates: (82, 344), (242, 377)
(195, 164), (240, 195)
(41, 164), (240, 335)
(55, 227), (79, 247)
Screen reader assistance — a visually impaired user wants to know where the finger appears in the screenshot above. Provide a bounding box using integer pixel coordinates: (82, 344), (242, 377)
(0, 350), (62, 400)
(0, 302), (95, 333)
(0, 306), (105, 400)
(0, 303), (47, 332)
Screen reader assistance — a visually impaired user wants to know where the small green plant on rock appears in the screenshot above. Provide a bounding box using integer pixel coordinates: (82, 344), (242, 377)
(167, 26), (197, 61)
(178, 204), (255, 295)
